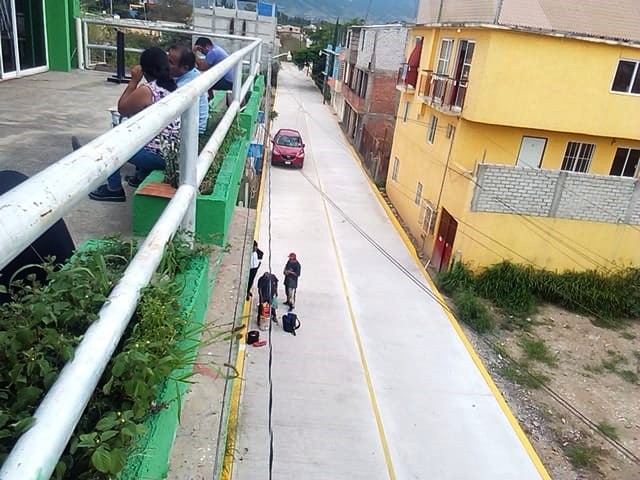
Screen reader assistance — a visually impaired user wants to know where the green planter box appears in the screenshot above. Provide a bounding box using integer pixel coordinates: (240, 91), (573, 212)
(133, 75), (263, 245)
(118, 253), (213, 479)
(132, 135), (249, 245)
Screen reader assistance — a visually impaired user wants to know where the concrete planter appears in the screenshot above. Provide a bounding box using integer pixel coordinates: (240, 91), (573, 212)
(132, 75), (264, 245)
(118, 253), (214, 479)
(132, 134), (249, 245)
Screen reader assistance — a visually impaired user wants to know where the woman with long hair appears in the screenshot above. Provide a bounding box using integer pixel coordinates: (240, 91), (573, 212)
(89, 47), (181, 202)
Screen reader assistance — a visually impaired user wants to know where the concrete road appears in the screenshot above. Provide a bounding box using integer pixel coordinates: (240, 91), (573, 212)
(233, 64), (547, 479)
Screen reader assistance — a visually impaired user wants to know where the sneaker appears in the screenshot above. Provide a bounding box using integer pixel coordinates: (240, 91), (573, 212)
(89, 184), (126, 202)
(125, 175), (142, 188)
(71, 136), (82, 151)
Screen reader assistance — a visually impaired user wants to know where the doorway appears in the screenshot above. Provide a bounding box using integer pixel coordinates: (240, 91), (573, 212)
(516, 136), (547, 168)
(450, 40), (474, 109)
(0, 0), (47, 79)
(431, 208), (458, 272)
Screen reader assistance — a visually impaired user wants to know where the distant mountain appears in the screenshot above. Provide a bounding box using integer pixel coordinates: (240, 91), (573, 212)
(276, 0), (417, 23)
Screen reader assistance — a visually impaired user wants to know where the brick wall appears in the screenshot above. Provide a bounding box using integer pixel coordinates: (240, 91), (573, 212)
(471, 164), (640, 225)
(342, 85), (366, 113)
(369, 73), (400, 116)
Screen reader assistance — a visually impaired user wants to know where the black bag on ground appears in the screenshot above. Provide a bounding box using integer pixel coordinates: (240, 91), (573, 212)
(282, 312), (300, 336)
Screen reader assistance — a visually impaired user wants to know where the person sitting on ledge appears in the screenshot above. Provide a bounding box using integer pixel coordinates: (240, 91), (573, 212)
(87, 47), (180, 202)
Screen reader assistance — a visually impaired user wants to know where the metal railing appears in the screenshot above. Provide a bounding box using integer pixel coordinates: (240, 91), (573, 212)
(417, 71), (468, 112)
(0, 20), (262, 480)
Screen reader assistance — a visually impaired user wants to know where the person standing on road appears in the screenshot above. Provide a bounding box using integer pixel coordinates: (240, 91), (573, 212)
(246, 240), (263, 301)
(283, 252), (301, 308)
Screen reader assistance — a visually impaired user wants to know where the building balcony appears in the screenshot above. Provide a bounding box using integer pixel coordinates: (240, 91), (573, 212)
(417, 71), (468, 114)
(471, 164), (640, 225)
(342, 83), (366, 112)
(395, 63), (416, 94)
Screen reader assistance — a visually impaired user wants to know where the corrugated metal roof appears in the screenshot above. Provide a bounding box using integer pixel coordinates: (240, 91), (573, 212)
(416, 0), (640, 44)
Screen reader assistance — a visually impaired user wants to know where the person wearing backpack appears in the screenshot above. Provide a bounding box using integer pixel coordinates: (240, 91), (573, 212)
(283, 252), (301, 308)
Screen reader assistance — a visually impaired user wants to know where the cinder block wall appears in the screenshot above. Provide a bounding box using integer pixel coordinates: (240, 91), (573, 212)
(472, 164), (640, 225)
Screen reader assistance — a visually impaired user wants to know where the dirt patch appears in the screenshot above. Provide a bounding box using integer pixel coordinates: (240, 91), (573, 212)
(459, 303), (640, 479)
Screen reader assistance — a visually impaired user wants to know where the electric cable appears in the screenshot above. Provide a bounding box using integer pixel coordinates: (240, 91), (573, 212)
(297, 168), (640, 466)
(379, 179), (630, 322)
(212, 153), (254, 476)
(284, 64), (640, 470)
(267, 133), (275, 480)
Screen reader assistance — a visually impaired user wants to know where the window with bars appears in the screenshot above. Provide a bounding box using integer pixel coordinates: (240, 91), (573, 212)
(611, 59), (640, 94)
(561, 142), (595, 173)
(418, 200), (436, 234)
(392, 156), (399, 181)
(415, 182), (423, 205)
(610, 147), (640, 177)
(427, 114), (438, 144)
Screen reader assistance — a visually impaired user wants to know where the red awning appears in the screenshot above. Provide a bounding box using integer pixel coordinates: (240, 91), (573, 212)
(407, 38), (423, 67)
(405, 38), (423, 88)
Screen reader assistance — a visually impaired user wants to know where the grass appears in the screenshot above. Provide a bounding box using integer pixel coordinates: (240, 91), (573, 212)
(563, 442), (602, 469)
(437, 261), (640, 324)
(601, 351), (627, 373)
(453, 289), (494, 333)
(584, 351), (639, 385)
(499, 361), (549, 389)
(620, 331), (636, 340)
(520, 336), (557, 367)
(596, 421), (619, 441)
(618, 370), (639, 385)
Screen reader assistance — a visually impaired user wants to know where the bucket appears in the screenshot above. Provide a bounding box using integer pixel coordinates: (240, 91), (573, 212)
(247, 330), (260, 345)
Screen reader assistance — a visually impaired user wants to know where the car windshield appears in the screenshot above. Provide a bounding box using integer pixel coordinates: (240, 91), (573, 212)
(276, 135), (302, 147)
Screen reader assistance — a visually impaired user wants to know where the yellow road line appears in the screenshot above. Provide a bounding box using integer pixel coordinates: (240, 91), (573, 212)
(305, 114), (397, 480)
(338, 128), (551, 480)
(221, 132), (269, 480)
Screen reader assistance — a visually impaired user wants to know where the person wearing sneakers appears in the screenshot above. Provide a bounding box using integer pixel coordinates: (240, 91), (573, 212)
(283, 252), (301, 308)
(88, 47), (180, 202)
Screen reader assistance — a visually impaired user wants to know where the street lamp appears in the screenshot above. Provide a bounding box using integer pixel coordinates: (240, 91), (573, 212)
(272, 51), (292, 62)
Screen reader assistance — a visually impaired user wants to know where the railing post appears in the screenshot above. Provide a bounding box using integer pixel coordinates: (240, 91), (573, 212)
(75, 17), (84, 69)
(250, 48), (256, 77)
(83, 21), (89, 68)
(179, 102), (199, 235)
(232, 59), (243, 104)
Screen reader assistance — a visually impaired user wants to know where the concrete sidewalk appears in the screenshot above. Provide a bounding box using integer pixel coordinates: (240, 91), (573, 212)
(231, 64), (548, 479)
(0, 70), (139, 244)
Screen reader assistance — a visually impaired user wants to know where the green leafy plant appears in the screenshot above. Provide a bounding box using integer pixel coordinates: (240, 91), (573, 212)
(199, 119), (244, 196)
(596, 421), (619, 441)
(0, 234), (216, 479)
(563, 442), (602, 469)
(162, 139), (181, 189)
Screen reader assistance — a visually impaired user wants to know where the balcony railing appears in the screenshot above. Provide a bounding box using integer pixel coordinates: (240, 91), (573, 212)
(396, 63), (416, 93)
(417, 71), (468, 112)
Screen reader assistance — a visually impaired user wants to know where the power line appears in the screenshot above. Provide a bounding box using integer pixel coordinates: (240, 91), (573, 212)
(297, 168), (640, 467)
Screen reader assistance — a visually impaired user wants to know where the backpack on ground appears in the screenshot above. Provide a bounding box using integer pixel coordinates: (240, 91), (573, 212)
(282, 312), (300, 336)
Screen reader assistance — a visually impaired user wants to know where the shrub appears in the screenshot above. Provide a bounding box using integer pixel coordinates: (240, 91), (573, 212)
(436, 261), (474, 296)
(0, 235), (210, 479)
(453, 289), (494, 333)
(475, 262), (537, 317)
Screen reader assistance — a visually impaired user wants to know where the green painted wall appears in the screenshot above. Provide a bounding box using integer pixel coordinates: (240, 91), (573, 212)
(45, 0), (77, 71)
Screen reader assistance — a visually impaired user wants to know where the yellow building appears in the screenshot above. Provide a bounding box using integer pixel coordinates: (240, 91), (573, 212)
(388, 0), (640, 272)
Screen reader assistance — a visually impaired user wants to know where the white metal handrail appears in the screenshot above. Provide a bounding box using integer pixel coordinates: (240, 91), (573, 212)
(0, 29), (262, 480)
